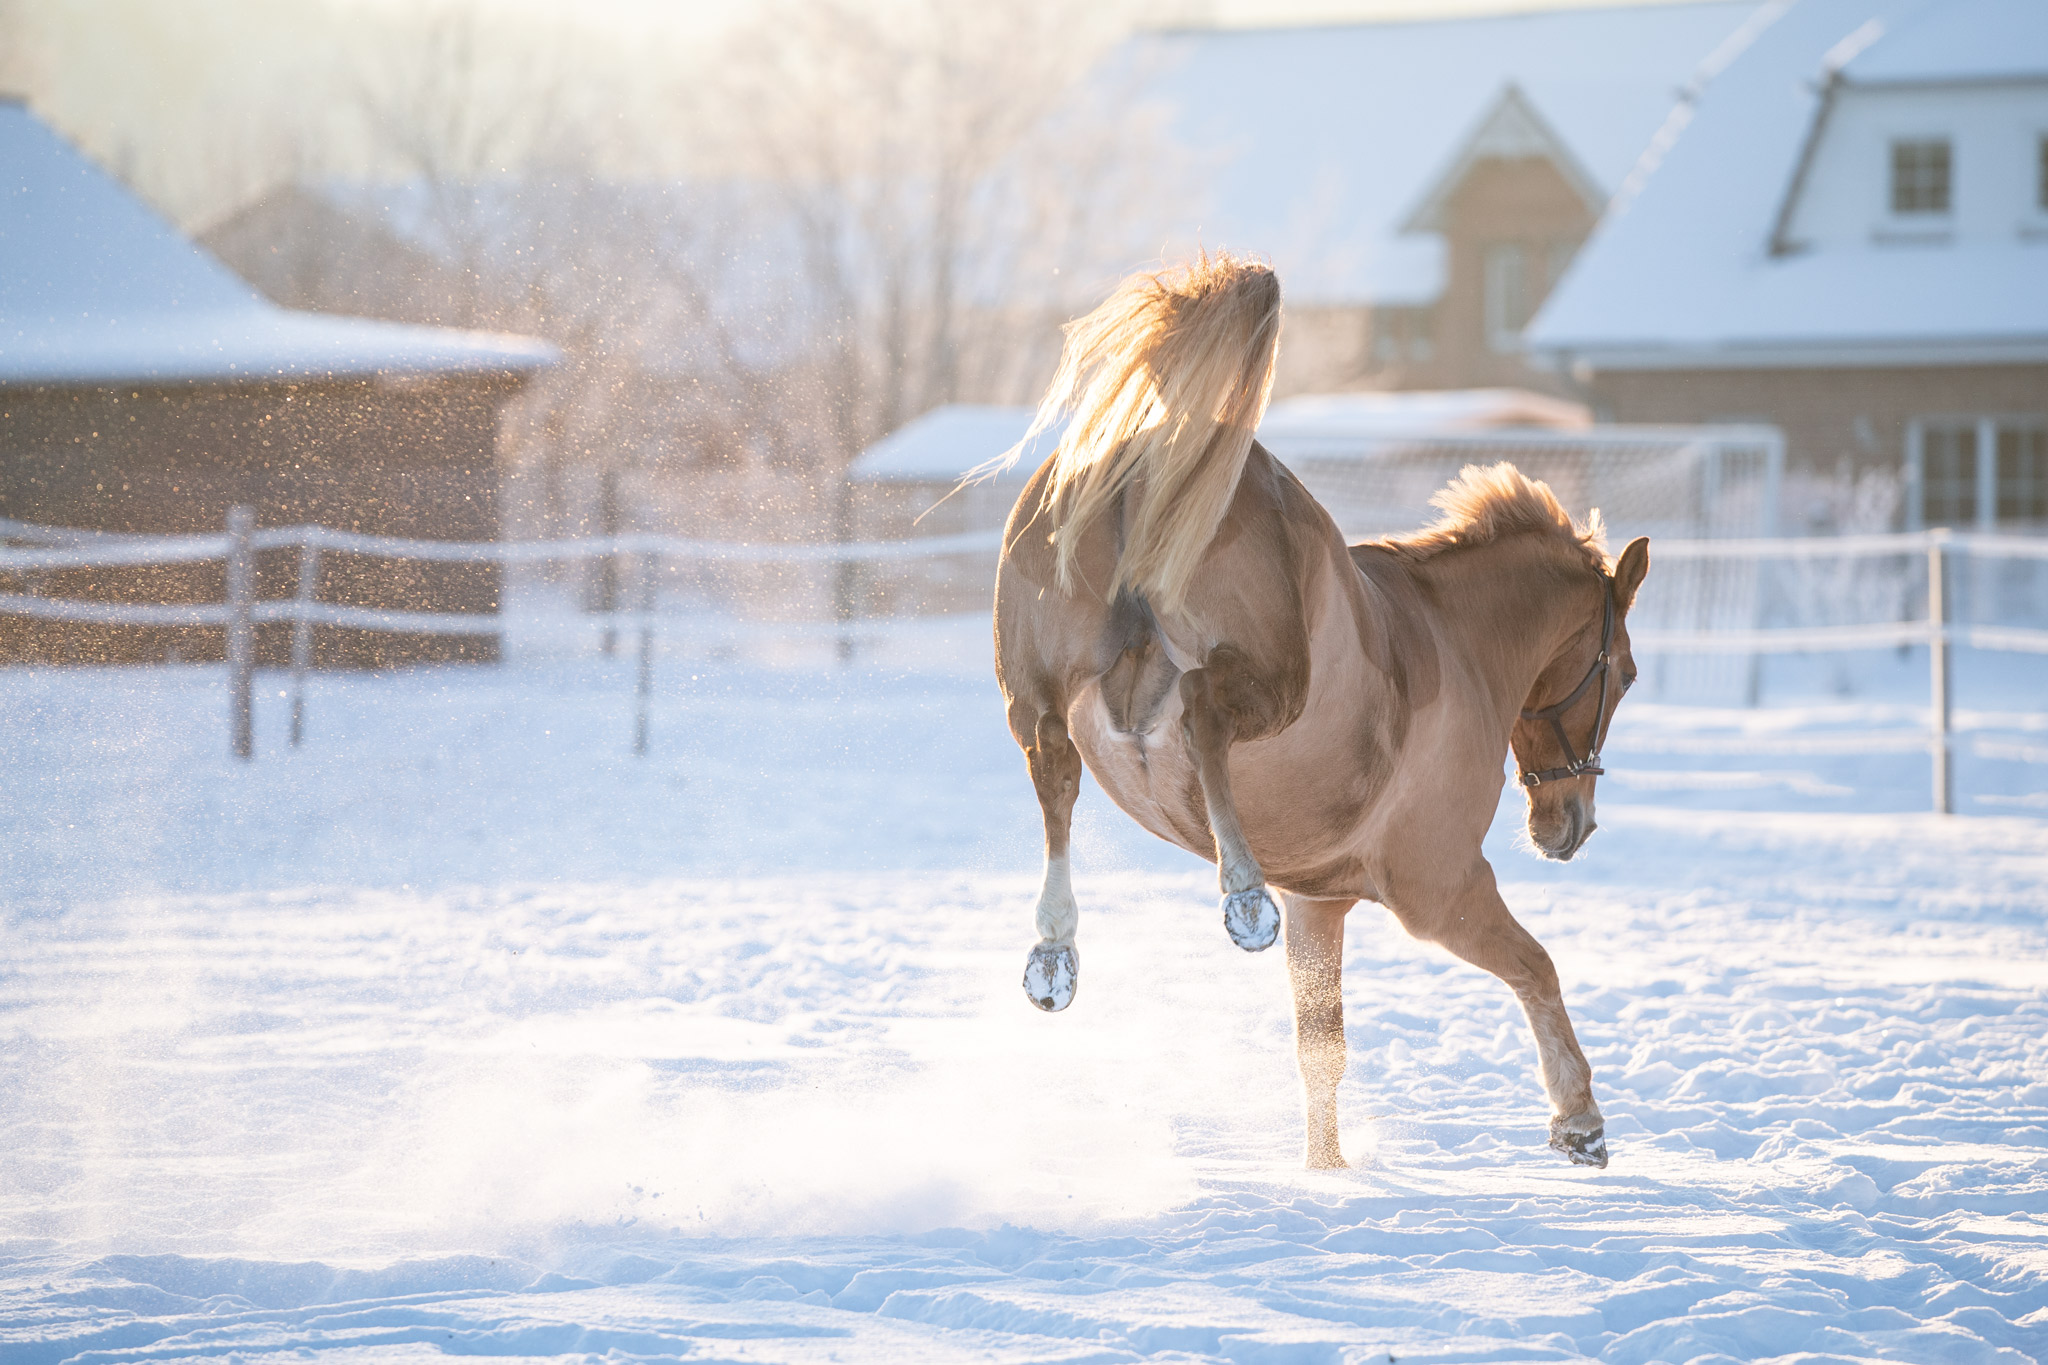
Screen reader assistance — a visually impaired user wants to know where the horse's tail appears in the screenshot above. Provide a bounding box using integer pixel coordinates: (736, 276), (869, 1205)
(1016, 252), (1281, 614)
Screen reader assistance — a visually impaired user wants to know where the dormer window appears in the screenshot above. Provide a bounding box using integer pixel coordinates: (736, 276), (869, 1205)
(1890, 138), (1951, 214)
(1484, 243), (1528, 352)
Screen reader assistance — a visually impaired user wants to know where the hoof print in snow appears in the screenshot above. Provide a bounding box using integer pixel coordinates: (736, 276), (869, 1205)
(1550, 1121), (1608, 1168)
(1023, 942), (1077, 1012)
(1222, 888), (1281, 952)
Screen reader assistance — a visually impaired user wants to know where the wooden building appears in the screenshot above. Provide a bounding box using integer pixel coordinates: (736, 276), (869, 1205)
(1527, 0), (2048, 518)
(0, 97), (554, 665)
(1130, 2), (1756, 397)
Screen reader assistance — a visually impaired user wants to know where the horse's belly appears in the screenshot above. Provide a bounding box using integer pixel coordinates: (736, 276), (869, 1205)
(1069, 678), (1386, 901)
(1068, 684), (1212, 858)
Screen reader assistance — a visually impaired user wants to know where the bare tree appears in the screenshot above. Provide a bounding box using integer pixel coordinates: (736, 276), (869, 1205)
(342, 4), (719, 539)
(348, 1), (588, 328)
(686, 0), (1198, 479)
(329, 0), (1196, 555)
(0, 0), (47, 100)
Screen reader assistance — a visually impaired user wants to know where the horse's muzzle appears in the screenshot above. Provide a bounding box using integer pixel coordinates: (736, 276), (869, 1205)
(1534, 799), (1596, 861)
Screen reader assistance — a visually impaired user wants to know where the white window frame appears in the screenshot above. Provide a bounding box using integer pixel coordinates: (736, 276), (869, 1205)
(1888, 136), (1953, 217)
(1905, 415), (2048, 530)
(1483, 243), (1526, 354)
(2027, 130), (2048, 243)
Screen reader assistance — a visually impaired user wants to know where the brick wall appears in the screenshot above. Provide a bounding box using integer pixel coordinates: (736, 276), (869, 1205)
(1585, 363), (2048, 479)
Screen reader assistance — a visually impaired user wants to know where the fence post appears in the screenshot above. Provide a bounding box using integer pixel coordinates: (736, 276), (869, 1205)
(226, 504), (255, 761)
(832, 476), (856, 664)
(634, 551), (656, 757)
(596, 465), (621, 657)
(289, 539), (320, 748)
(1928, 529), (1952, 815)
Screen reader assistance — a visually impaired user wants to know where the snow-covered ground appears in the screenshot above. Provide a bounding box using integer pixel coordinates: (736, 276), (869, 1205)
(2, 616), (2044, 1364)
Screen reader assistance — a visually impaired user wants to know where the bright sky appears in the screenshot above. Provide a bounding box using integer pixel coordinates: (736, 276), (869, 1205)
(8, 0), (1720, 225)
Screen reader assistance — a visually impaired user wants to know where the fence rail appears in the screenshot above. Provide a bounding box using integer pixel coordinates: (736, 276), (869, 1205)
(2, 512), (2043, 810)
(0, 508), (1006, 760)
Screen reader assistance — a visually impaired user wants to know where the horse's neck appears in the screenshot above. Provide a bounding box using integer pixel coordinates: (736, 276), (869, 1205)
(1412, 542), (1584, 714)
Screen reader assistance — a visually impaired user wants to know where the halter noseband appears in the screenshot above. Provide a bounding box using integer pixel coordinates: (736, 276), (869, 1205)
(1518, 578), (1616, 788)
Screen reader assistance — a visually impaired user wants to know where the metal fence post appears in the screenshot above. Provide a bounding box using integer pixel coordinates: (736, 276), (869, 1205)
(289, 539), (320, 748)
(226, 505), (255, 761)
(832, 476), (856, 664)
(1928, 529), (1952, 815)
(597, 465), (621, 657)
(633, 551), (656, 757)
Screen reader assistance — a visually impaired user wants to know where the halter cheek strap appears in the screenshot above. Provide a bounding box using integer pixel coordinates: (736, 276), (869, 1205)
(1518, 580), (1616, 788)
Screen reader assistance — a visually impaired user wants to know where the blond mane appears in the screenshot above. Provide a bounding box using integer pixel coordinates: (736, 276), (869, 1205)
(996, 252), (1282, 614)
(1379, 462), (1609, 570)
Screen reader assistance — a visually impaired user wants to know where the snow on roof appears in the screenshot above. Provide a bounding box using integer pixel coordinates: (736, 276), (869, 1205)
(1527, 0), (2048, 367)
(849, 406), (1055, 484)
(1129, 2), (1758, 307)
(0, 100), (554, 386)
(1838, 0), (2048, 84)
(1399, 84), (1606, 235)
(851, 392), (1590, 484)
(1259, 388), (1590, 450)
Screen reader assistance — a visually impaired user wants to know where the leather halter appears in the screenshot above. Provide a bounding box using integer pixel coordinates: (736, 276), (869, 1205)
(1518, 578), (1617, 788)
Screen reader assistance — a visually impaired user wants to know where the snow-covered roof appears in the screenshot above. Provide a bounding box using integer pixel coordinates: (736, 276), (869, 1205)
(1257, 389), (1591, 460)
(0, 100), (555, 386)
(1527, 0), (2048, 369)
(1838, 0), (2048, 84)
(850, 391), (1591, 485)
(1399, 85), (1606, 236)
(1128, 1), (1758, 307)
(849, 406), (1054, 484)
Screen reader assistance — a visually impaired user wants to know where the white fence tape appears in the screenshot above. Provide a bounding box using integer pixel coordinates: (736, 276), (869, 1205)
(0, 538), (236, 571)
(3, 522), (2042, 656)
(0, 524), (1003, 571)
(1965, 626), (2048, 656)
(1615, 729), (1940, 757)
(1650, 530), (2048, 561)
(0, 592), (229, 627)
(1631, 622), (1940, 654)
(2, 514), (2042, 806)
(250, 600), (506, 636)
(263, 525), (1005, 564)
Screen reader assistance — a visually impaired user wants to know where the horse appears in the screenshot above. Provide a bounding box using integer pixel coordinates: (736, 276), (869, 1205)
(991, 254), (1649, 1169)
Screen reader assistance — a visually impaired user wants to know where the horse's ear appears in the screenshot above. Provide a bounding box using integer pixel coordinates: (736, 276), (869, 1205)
(1612, 537), (1650, 611)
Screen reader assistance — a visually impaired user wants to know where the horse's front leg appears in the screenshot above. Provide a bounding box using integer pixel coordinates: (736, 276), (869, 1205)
(1283, 892), (1354, 1168)
(1015, 704), (1084, 1011)
(1390, 860), (1607, 1167)
(1179, 665), (1281, 952)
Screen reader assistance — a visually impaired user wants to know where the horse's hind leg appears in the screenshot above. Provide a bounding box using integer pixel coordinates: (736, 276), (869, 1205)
(1283, 893), (1354, 1168)
(1180, 663), (1281, 952)
(1014, 703), (1084, 1012)
(1390, 862), (1606, 1167)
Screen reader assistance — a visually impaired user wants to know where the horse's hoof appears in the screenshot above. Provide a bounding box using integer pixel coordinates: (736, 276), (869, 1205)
(1549, 1119), (1608, 1168)
(1023, 942), (1077, 1012)
(1222, 888), (1281, 952)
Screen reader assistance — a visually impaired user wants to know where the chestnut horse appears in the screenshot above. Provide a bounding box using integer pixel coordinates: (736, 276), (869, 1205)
(992, 255), (1648, 1168)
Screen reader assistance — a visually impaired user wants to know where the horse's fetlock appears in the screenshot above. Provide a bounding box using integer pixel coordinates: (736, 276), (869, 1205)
(1219, 856), (1263, 895)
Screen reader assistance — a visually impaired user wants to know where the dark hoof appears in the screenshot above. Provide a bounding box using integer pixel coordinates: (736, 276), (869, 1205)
(1023, 942), (1077, 1012)
(1222, 888), (1281, 952)
(1549, 1121), (1608, 1168)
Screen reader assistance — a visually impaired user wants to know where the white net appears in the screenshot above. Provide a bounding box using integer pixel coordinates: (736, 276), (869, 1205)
(1271, 427), (1785, 704)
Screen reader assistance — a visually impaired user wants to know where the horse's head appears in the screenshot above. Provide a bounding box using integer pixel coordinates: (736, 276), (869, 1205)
(1512, 536), (1650, 861)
